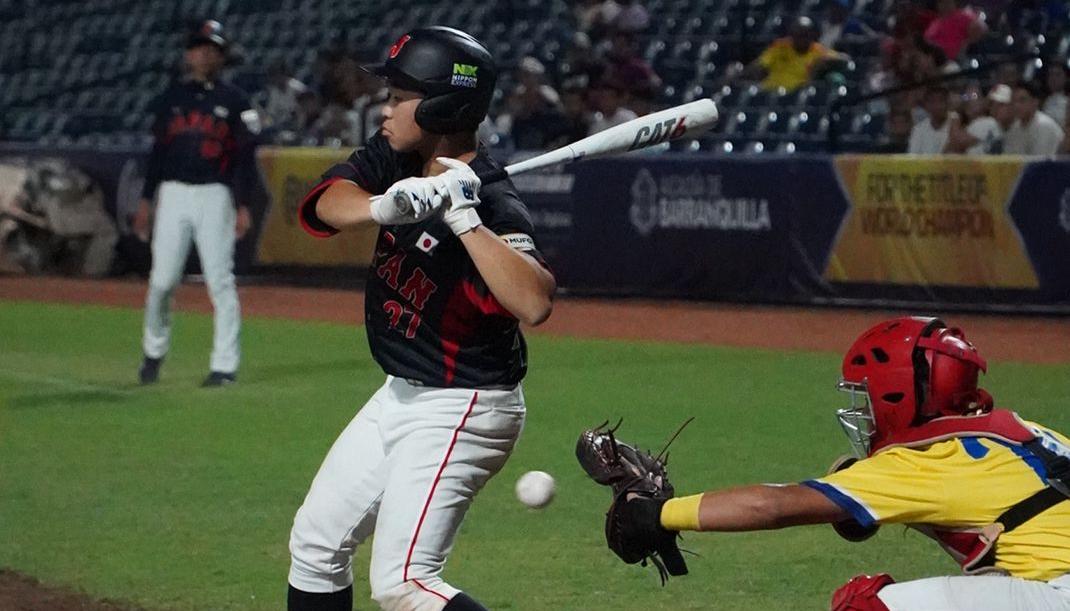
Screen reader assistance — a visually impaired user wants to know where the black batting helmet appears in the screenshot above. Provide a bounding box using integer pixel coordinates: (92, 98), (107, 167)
(187, 19), (227, 50)
(364, 26), (497, 134)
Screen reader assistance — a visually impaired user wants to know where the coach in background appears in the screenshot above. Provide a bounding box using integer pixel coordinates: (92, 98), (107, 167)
(1004, 80), (1065, 156)
(597, 317), (1070, 610)
(132, 20), (259, 387)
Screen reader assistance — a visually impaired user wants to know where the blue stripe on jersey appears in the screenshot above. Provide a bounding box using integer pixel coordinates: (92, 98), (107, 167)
(960, 437), (990, 459)
(801, 480), (877, 528)
(989, 439), (1048, 483)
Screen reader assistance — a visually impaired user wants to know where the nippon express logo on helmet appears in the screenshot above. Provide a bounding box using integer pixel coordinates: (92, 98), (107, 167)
(451, 63), (478, 88)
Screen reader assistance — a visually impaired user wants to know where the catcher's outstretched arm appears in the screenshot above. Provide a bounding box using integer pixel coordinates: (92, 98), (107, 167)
(662, 484), (849, 532)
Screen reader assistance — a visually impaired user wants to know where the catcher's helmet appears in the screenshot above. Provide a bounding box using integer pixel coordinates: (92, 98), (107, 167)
(187, 19), (227, 50)
(837, 317), (990, 455)
(364, 26), (496, 134)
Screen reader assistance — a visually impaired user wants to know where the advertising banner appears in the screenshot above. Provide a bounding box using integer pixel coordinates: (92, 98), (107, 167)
(561, 156), (848, 298)
(827, 155), (1038, 289)
(255, 146), (379, 266)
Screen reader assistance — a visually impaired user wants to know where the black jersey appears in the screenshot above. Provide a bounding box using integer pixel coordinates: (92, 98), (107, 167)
(299, 133), (548, 388)
(141, 77), (259, 203)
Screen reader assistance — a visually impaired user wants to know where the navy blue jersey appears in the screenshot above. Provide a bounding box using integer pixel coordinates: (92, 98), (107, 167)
(299, 133), (548, 388)
(142, 78), (258, 203)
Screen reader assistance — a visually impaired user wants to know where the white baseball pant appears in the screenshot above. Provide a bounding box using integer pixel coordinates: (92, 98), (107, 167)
(142, 181), (240, 373)
(879, 573), (1070, 610)
(289, 376), (525, 611)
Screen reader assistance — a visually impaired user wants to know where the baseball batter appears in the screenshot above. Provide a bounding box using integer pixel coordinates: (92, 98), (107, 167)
(133, 20), (258, 387)
(594, 316), (1070, 610)
(287, 27), (555, 611)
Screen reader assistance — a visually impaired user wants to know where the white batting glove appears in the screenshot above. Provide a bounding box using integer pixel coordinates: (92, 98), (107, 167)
(372, 177), (444, 225)
(434, 157), (481, 210)
(434, 157), (482, 235)
(443, 206), (482, 235)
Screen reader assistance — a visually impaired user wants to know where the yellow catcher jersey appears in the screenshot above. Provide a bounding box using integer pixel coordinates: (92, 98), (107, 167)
(803, 421), (1070, 581)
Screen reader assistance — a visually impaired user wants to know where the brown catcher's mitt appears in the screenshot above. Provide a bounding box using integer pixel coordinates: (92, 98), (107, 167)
(576, 419), (691, 583)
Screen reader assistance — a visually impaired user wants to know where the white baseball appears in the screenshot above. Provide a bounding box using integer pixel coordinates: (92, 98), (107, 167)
(515, 470), (555, 509)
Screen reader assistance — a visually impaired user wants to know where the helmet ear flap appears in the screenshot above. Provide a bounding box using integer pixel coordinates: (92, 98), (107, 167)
(415, 92), (485, 134)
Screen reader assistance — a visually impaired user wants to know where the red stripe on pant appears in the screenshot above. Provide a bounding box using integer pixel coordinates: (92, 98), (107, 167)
(412, 579), (450, 603)
(402, 392), (479, 595)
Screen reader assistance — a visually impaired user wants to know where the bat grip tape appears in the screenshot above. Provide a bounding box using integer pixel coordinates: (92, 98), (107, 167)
(476, 167), (509, 185)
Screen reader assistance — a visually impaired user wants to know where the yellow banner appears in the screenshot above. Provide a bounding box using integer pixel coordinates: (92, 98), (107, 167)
(826, 155), (1038, 288)
(255, 146), (379, 266)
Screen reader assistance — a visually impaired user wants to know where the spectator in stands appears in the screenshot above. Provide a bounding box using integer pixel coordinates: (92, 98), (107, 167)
(819, 0), (874, 49)
(956, 83), (988, 125)
(882, 1), (936, 88)
(550, 76), (593, 147)
(993, 61), (1022, 87)
(308, 59), (384, 147)
(918, 39), (959, 75)
(924, 0), (988, 61)
(498, 57), (568, 150)
(255, 60), (308, 134)
(908, 85), (955, 153)
(559, 31), (605, 86)
(613, 0), (650, 34)
(1004, 79), (1066, 155)
(740, 17), (848, 92)
(1042, 61), (1068, 126)
(601, 30), (662, 100)
(588, 77), (638, 135)
(946, 83), (1014, 153)
(293, 90), (323, 145)
(576, 0), (622, 39)
(888, 0), (937, 41)
(875, 107), (915, 153)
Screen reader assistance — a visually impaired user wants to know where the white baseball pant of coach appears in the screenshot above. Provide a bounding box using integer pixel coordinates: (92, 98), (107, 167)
(289, 376), (526, 611)
(142, 181), (240, 373)
(878, 573), (1070, 610)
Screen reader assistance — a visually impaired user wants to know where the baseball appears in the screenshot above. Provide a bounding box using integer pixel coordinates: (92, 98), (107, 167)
(515, 470), (555, 509)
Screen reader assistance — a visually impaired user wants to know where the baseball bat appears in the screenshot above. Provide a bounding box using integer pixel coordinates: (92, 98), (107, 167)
(374, 98), (718, 211)
(478, 98), (718, 183)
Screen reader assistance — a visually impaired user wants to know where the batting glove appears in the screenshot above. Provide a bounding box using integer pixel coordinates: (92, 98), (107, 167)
(372, 177), (445, 225)
(435, 157), (483, 235)
(434, 157), (481, 209)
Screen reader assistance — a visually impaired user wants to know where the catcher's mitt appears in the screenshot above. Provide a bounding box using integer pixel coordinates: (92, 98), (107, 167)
(576, 419), (691, 583)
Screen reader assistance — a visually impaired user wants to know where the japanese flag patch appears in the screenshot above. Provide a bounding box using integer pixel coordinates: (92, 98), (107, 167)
(416, 231), (439, 254)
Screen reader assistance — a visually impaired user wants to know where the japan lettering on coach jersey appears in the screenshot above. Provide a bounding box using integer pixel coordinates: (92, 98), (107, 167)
(142, 78), (258, 204)
(299, 132), (546, 388)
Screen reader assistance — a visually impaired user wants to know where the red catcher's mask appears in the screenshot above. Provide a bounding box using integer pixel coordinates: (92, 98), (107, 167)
(836, 317), (990, 456)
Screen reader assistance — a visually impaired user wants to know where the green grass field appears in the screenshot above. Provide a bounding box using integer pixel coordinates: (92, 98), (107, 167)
(2, 300), (1068, 610)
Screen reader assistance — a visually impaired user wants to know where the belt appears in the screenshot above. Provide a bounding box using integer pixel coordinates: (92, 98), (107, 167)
(402, 377), (517, 392)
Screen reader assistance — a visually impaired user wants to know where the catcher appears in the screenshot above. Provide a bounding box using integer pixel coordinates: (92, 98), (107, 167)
(578, 317), (1070, 610)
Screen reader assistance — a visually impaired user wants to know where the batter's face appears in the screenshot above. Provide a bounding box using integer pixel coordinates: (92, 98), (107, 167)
(381, 86), (425, 152)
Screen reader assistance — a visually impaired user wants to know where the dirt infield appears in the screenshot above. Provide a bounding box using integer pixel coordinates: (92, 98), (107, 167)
(0, 570), (144, 611)
(1, 275), (1068, 363)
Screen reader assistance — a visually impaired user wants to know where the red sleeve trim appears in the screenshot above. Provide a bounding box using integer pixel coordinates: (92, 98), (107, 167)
(297, 176), (345, 238)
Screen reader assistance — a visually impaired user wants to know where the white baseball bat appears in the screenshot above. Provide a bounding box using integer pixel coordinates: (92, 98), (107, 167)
(481, 98), (718, 183)
(375, 98), (719, 210)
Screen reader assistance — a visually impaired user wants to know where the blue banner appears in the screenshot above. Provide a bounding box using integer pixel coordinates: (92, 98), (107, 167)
(555, 155), (848, 300)
(1007, 161), (1070, 300)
